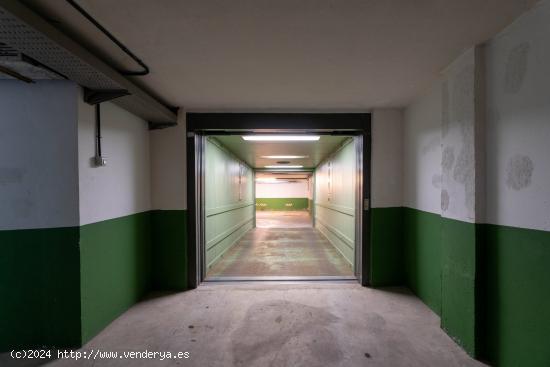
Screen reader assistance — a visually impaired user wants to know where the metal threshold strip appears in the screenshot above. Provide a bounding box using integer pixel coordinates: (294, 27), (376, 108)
(204, 276), (357, 283)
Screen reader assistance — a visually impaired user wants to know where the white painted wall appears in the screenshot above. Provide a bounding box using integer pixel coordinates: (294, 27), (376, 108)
(371, 109), (403, 208)
(256, 181), (308, 198)
(150, 110), (187, 210)
(78, 90), (151, 225)
(0, 81), (79, 230)
(403, 81), (442, 214)
(485, 0), (550, 231)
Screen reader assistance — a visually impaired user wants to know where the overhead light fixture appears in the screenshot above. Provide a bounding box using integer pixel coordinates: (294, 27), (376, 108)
(261, 155), (308, 159)
(256, 178), (288, 183)
(242, 135), (320, 141)
(264, 165), (303, 169)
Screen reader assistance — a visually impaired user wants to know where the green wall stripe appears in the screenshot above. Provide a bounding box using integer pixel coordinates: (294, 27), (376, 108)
(481, 223), (550, 367)
(403, 207), (443, 315)
(3, 203), (548, 367)
(370, 207), (404, 286)
(151, 210), (188, 291)
(256, 198), (308, 211)
(79, 212), (152, 343)
(440, 217), (477, 356)
(0, 227), (81, 351)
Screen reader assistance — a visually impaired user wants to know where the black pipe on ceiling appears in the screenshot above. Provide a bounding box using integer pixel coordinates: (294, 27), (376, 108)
(96, 103), (102, 158)
(65, 0), (150, 76)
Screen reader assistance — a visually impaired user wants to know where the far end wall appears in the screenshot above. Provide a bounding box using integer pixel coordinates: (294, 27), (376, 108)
(256, 180), (309, 210)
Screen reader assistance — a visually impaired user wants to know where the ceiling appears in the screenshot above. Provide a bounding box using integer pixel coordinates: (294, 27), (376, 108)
(212, 135), (351, 169)
(23, 0), (537, 110)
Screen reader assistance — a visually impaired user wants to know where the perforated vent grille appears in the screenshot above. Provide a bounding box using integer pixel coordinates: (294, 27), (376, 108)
(0, 42), (17, 56)
(0, 8), (121, 89)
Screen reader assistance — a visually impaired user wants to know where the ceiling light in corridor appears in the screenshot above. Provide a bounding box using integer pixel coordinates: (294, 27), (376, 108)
(261, 155), (309, 159)
(264, 165), (304, 169)
(256, 178), (288, 183)
(242, 135), (320, 141)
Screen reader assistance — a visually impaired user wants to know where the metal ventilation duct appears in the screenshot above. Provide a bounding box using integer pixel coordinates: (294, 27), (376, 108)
(0, 0), (177, 129)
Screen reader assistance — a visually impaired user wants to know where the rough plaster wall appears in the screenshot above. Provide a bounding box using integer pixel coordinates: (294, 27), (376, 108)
(150, 110), (187, 210)
(78, 91), (151, 225)
(485, 0), (550, 231)
(403, 83), (442, 214)
(0, 80), (79, 230)
(440, 48), (479, 223)
(371, 109), (403, 208)
(256, 181), (308, 198)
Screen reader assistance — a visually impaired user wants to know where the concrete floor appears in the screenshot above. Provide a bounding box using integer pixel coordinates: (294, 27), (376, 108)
(2, 283), (486, 367)
(207, 211), (353, 278)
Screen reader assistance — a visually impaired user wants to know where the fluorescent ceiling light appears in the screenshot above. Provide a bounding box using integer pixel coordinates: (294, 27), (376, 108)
(261, 155), (308, 159)
(256, 178), (288, 183)
(264, 165), (303, 169)
(242, 135), (320, 141)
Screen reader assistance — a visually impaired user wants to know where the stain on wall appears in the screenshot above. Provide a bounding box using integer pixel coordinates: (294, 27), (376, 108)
(453, 146), (475, 214)
(442, 147), (455, 172)
(441, 54), (477, 221)
(506, 154), (533, 190)
(504, 42), (530, 94)
(441, 190), (450, 212)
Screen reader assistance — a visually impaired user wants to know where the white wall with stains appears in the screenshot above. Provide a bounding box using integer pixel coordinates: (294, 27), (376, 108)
(485, 0), (550, 231)
(371, 109), (403, 208)
(0, 80), (79, 230)
(440, 48), (484, 224)
(403, 82), (442, 215)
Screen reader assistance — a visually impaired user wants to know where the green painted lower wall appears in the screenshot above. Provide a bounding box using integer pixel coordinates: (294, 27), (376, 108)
(370, 207), (404, 286)
(401, 207), (550, 364)
(403, 207), (443, 315)
(402, 208), (477, 355)
(440, 217), (477, 356)
(481, 224), (550, 367)
(151, 210), (188, 290)
(80, 212), (152, 343)
(1, 209), (189, 351)
(256, 198), (309, 211)
(0, 227), (81, 351)
(3, 204), (548, 367)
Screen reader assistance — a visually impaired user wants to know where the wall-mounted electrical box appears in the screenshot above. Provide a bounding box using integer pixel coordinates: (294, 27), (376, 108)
(94, 156), (107, 167)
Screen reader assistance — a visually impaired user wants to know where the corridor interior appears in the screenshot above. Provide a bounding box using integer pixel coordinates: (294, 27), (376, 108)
(204, 135), (357, 279)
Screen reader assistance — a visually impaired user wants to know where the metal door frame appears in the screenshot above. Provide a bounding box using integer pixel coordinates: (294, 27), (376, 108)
(186, 113), (371, 288)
